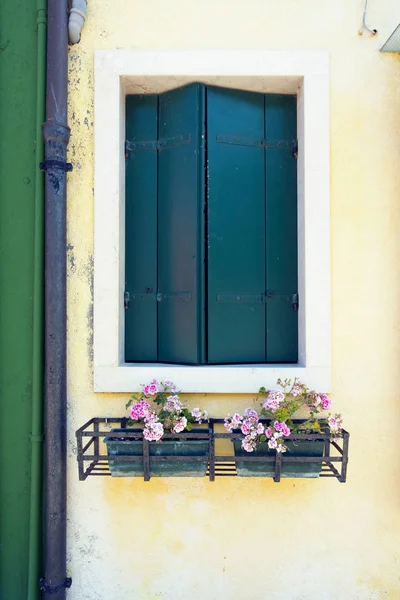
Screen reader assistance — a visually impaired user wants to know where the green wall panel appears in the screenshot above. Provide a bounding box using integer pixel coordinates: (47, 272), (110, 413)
(0, 0), (39, 598)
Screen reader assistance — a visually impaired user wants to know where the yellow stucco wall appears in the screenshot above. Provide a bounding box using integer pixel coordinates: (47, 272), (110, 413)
(67, 1), (400, 598)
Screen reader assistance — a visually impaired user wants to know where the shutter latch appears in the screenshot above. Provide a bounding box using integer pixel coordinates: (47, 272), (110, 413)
(124, 291), (130, 310)
(292, 293), (299, 312)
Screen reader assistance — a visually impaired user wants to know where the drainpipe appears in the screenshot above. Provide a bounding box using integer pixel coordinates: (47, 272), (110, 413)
(28, 2), (47, 598)
(40, 0), (71, 598)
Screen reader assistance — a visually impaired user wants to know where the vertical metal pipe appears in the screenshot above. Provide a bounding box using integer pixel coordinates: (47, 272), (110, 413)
(28, 3), (47, 598)
(42, 0), (70, 598)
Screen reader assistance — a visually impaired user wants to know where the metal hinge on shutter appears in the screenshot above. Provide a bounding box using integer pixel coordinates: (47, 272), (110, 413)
(124, 289), (192, 308)
(125, 133), (191, 156)
(216, 134), (298, 158)
(216, 292), (299, 311)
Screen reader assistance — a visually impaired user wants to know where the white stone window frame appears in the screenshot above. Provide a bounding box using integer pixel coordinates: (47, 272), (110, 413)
(94, 50), (330, 393)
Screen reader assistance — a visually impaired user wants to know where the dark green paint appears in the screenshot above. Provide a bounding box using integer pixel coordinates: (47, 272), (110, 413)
(125, 95), (158, 361)
(0, 1), (44, 598)
(28, 0), (46, 598)
(207, 87), (266, 363)
(125, 85), (298, 365)
(105, 429), (210, 477)
(265, 95), (298, 362)
(158, 84), (205, 364)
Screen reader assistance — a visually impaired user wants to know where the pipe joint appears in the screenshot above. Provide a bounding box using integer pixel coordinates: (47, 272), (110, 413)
(68, 0), (87, 44)
(42, 122), (71, 160)
(37, 8), (47, 26)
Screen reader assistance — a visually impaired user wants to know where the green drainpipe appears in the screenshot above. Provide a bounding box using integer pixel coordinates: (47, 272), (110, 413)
(28, 2), (47, 599)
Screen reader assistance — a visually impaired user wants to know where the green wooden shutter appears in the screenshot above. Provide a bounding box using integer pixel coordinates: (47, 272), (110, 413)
(265, 94), (298, 362)
(125, 95), (158, 362)
(207, 86), (266, 363)
(157, 83), (206, 364)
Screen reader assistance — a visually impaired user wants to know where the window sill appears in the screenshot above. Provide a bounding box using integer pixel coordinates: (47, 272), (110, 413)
(94, 364), (331, 393)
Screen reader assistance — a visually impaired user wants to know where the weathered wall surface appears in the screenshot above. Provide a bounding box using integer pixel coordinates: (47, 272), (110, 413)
(67, 1), (400, 598)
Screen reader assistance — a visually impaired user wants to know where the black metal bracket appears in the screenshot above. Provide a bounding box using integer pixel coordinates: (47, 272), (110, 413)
(124, 290), (192, 307)
(125, 133), (191, 154)
(75, 417), (349, 483)
(39, 577), (72, 594)
(40, 160), (73, 172)
(216, 134), (298, 158)
(216, 292), (299, 311)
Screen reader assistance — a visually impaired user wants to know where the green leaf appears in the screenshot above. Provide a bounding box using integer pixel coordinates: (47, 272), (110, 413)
(125, 395), (137, 409)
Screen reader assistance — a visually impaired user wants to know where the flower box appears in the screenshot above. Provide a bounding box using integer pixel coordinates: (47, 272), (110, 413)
(232, 437), (325, 478)
(104, 428), (210, 478)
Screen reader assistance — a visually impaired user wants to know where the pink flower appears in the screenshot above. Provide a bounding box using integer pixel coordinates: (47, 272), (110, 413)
(143, 421), (164, 441)
(328, 413), (343, 434)
(265, 426), (273, 438)
(163, 379), (177, 393)
(224, 413), (243, 432)
(242, 436), (256, 452)
(191, 408), (208, 423)
(232, 413), (243, 426)
(142, 379), (160, 396)
(319, 394), (331, 410)
(142, 384), (151, 396)
(191, 408), (202, 420)
(173, 416), (187, 433)
(256, 422), (264, 435)
(291, 382), (305, 397)
(241, 420), (252, 435)
(130, 400), (152, 421)
(244, 408), (258, 421)
(263, 391), (284, 413)
(281, 423), (291, 437)
(148, 383), (159, 395)
(268, 438), (278, 449)
(165, 395), (182, 412)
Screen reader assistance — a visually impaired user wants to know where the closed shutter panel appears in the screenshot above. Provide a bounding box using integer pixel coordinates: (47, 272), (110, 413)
(157, 83), (206, 364)
(265, 94), (298, 362)
(125, 95), (158, 361)
(207, 86), (266, 363)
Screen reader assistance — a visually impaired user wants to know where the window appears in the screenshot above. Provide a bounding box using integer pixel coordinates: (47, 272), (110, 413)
(125, 84), (298, 366)
(94, 50), (330, 392)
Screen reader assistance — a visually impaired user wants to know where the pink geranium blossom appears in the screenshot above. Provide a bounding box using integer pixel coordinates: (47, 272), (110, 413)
(143, 420), (164, 441)
(173, 416), (187, 433)
(223, 378), (341, 453)
(224, 413), (243, 432)
(125, 378), (209, 442)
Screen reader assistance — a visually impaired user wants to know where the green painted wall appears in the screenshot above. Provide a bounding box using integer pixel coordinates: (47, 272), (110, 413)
(0, 1), (41, 598)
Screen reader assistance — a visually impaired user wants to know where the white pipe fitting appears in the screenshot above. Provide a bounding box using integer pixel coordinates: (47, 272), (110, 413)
(68, 0), (87, 45)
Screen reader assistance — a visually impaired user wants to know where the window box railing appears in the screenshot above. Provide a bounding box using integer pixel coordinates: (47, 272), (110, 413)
(76, 418), (349, 483)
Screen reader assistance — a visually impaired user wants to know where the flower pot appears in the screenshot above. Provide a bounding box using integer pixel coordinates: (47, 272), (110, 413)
(104, 428), (210, 477)
(233, 439), (325, 478)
